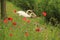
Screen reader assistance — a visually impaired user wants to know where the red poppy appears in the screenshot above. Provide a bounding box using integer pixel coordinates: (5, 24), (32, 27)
(36, 28), (40, 32)
(22, 17), (27, 21)
(25, 32), (29, 37)
(4, 19), (8, 23)
(12, 22), (16, 25)
(27, 20), (30, 23)
(9, 33), (13, 37)
(14, 10), (16, 13)
(42, 11), (47, 16)
(8, 17), (13, 21)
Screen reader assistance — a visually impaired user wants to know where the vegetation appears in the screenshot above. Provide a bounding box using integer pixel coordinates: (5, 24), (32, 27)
(0, 0), (60, 40)
(7, 0), (60, 26)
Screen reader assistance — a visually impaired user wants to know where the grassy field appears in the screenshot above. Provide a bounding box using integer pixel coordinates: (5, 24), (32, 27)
(0, 1), (60, 40)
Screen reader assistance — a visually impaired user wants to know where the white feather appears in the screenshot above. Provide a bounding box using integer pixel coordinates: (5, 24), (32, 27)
(16, 10), (37, 17)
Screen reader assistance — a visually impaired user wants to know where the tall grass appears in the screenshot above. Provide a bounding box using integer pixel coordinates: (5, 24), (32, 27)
(0, 1), (60, 40)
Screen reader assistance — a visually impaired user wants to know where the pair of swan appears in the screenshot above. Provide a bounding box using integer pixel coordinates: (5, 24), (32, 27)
(16, 10), (37, 18)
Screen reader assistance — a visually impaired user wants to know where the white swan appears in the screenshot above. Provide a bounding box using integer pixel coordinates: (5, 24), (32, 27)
(16, 10), (36, 17)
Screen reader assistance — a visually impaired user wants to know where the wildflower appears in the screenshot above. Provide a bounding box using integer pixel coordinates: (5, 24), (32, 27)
(22, 17), (27, 21)
(27, 20), (30, 23)
(42, 11), (47, 16)
(35, 27), (40, 32)
(9, 33), (13, 37)
(8, 17), (13, 21)
(3, 19), (8, 23)
(25, 32), (29, 37)
(14, 10), (16, 13)
(12, 22), (16, 25)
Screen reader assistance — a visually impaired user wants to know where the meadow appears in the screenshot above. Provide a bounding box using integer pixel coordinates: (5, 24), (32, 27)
(0, 1), (60, 40)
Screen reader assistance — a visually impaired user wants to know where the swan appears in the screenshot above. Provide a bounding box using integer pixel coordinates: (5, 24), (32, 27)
(16, 10), (36, 17)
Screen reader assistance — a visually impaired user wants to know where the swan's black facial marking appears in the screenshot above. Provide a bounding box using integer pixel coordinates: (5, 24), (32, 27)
(27, 11), (32, 15)
(28, 11), (32, 13)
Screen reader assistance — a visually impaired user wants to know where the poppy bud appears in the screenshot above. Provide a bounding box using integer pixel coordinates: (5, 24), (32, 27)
(42, 11), (47, 16)
(36, 28), (40, 32)
(9, 33), (13, 37)
(12, 22), (16, 25)
(22, 17), (27, 21)
(25, 32), (29, 37)
(14, 10), (16, 13)
(27, 20), (30, 23)
(4, 19), (8, 24)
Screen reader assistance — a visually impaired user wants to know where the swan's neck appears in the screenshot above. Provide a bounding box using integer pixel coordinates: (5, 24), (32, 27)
(26, 10), (29, 14)
(29, 13), (32, 17)
(26, 10), (32, 13)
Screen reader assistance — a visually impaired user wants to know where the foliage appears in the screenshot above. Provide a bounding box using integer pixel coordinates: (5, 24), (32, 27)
(38, 0), (60, 25)
(0, 1), (60, 40)
(7, 0), (60, 25)
(45, 0), (60, 24)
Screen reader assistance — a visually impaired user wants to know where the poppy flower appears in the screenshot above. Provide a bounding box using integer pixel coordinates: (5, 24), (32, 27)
(8, 17), (13, 21)
(25, 32), (29, 37)
(27, 20), (30, 23)
(42, 11), (47, 16)
(22, 17), (27, 21)
(12, 22), (16, 25)
(9, 33), (13, 37)
(3, 19), (8, 23)
(14, 10), (16, 13)
(35, 27), (40, 32)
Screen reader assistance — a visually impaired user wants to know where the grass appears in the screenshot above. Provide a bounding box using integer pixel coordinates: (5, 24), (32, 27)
(0, 1), (60, 40)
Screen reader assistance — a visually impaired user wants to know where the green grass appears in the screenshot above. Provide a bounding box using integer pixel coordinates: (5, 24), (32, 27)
(0, 1), (60, 40)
